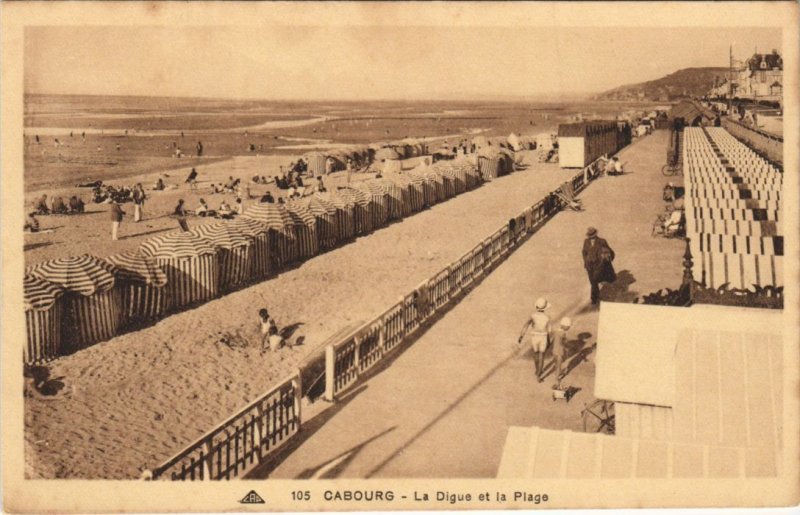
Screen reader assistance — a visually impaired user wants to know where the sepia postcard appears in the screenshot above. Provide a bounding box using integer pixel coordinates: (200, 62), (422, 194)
(2, 1), (798, 513)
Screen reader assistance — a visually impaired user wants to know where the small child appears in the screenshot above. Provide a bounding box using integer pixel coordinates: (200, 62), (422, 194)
(258, 308), (281, 352)
(552, 317), (572, 389)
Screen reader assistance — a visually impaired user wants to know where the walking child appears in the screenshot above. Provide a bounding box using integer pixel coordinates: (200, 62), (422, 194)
(552, 317), (572, 389)
(518, 297), (551, 382)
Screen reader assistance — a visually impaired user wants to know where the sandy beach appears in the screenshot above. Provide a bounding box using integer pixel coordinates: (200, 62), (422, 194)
(24, 154), (574, 479)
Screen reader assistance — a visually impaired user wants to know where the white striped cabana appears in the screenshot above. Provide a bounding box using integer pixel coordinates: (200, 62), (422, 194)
(373, 178), (410, 218)
(23, 275), (65, 364)
(435, 163), (468, 194)
(241, 203), (298, 269)
(407, 170), (439, 207)
(104, 250), (168, 329)
(295, 196), (339, 250)
(352, 181), (391, 225)
(227, 217), (273, 281)
(139, 231), (220, 312)
(385, 172), (426, 212)
(27, 255), (121, 354)
(338, 187), (377, 235)
(413, 167), (448, 203)
(315, 191), (356, 242)
(192, 222), (253, 292)
(283, 201), (320, 259)
(304, 151), (328, 176)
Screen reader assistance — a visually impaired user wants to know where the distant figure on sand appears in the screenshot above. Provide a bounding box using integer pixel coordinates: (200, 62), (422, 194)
(518, 297), (551, 382)
(196, 141), (203, 157)
(68, 195), (85, 214)
(174, 199), (189, 231)
(185, 168), (198, 190)
(218, 200), (234, 219)
(110, 200), (125, 241)
(258, 309), (282, 351)
(132, 183), (146, 222)
(582, 227), (616, 305)
(315, 176), (327, 193)
(34, 194), (50, 215)
(24, 212), (40, 233)
(260, 191), (275, 204)
(51, 196), (67, 214)
(153, 178), (165, 191)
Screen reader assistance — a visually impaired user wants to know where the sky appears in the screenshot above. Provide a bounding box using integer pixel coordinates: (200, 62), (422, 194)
(24, 26), (782, 101)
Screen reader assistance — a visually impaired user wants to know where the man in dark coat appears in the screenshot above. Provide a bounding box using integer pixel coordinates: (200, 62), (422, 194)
(582, 226), (616, 305)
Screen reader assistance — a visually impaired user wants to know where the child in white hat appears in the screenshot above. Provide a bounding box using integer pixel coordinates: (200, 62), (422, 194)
(518, 297), (550, 382)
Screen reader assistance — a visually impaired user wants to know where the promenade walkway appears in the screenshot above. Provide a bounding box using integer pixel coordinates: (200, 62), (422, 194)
(251, 131), (685, 479)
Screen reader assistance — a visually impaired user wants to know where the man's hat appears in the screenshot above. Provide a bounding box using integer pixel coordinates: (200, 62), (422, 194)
(560, 317), (572, 329)
(586, 226), (598, 237)
(535, 297), (549, 311)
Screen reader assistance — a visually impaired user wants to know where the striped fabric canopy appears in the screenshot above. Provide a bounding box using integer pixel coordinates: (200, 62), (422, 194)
(316, 191), (355, 210)
(241, 203), (294, 231)
(284, 202), (316, 227)
(139, 231), (218, 259)
(337, 187), (372, 208)
(104, 250), (168, 286)
(415, 167), (446, 184)
(27, 254), (116, 296)
(227, 217), (270, 238)
(303, 196), (338, 217)
(23, 274), (64, 311)
(192, 222), (251, 249)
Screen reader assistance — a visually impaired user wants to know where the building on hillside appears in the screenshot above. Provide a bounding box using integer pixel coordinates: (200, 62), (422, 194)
(708, 50), (783, 106)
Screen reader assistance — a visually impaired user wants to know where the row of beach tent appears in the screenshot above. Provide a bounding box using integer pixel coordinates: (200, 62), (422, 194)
(23, 161), (485, 365)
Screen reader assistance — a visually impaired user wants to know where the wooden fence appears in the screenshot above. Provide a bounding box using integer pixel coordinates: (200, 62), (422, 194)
(145, 156), (604, 480)
(147, 372), (301, 480)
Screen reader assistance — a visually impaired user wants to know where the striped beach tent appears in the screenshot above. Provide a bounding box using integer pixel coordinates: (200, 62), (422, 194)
(295, 196), (338, 250)
(241, 203), (298, 268)
(315, 191), (356, 242)
(139, 231), (219, 312)
(337, 187), (376, 235)
(283, 201), (320, 259)
(433, 163), (467, 194)
(192, 222), (253, 292)
(104, 250), (168, 329)
(374, 178), (410, 218)
(27, 254), (121, 353)
(23, 275), (65, 364)
(407, 169), (439, 207)
(352, 179), (402, 221)
(415, 166), (450, 202)
(385, 172), (425, 213)
(227, 217), (272, 281)
(304, 151), (328, 176)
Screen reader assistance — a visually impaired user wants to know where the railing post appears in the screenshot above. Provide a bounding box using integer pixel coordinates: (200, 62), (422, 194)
(292, 370), (302, 431)
(681, 237), (695, 305)
(353, 335), (362, 376)
(378, 319), (386, 354)
(202, 437), (213, 480)
(324, 344), (335, 402)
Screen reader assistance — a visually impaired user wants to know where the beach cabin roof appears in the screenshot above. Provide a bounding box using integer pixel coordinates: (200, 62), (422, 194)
(596, 303), (782, 444)
(27, 254), (116, 296)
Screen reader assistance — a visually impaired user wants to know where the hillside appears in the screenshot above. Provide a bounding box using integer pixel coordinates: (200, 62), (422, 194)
(594, 67), (729, 102)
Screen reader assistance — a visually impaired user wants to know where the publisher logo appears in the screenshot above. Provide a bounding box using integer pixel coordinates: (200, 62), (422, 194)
(240, 490), (265, 504)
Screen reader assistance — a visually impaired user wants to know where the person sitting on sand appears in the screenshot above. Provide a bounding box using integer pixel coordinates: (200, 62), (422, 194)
(24, 212), (40, 233)
(260, 191), (275, 204)
(34, 194), (50, 215)
(153, 178), (165, 191)
(234, 198), (244, 215)
(218, 200), (234, 219)
(315, 176), (327, 193)
(277, 197), (285, 205)
(261, 175), (268, 184)
(77, 180), (103, 188)
(196, 198), (211, 217)
(258, 309), (282, 352)
(252, 175), (261, 184)
(68, 195), (85, 214)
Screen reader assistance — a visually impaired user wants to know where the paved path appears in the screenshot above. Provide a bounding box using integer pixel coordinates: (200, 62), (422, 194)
(252, 131), (685, 479)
